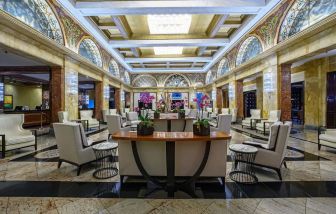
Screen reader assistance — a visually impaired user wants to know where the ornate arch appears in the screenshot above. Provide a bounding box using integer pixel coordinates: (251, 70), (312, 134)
(278, 0), (336, 42)
(206, 71), (215, 85)
(164, 74), (190, 87)
(122, 71), (131, 84)
(236, 36), (263, 66)
(132, 75), (157, 87)
(78, 38), (102, 67)
(0, 0), (64, 45)
(217, 58), (230, 77)
(108, 59), (120, 77)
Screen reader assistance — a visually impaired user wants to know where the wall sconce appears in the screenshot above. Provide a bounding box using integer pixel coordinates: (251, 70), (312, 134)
(263, 72), (274, 93)
(66, 71), (78, 95)
(228, 83), (235, 99)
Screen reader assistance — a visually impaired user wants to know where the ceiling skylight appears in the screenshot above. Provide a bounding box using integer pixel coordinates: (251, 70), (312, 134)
(147, 14), (192, 34)
(154, 47), (183, 55)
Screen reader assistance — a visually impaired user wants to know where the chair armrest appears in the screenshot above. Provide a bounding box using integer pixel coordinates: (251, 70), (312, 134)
(318, 126), (327, 135)
(243, 141), (264, 148)
(325, 129), (336, 135)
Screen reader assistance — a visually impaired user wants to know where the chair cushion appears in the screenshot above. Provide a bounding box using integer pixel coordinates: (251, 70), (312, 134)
(6, 135), (35, 145)
(320, 134), (336, 143)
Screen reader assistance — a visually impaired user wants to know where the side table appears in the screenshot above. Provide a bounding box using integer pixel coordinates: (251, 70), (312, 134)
(229, 144), (258, 184)
(92, 142), (118, 179)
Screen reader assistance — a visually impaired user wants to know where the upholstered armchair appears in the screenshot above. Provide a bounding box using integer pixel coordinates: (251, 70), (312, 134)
(211, 114), (232, 133)
(58, 111), (69, 123)
(243, 122), (291, 180)
(256, 110), (281, 135)
(0, 114), (37, 158)
(53, 123), (97, 175)
(126, 111), (141, 125)
(188, 109), (198, 119)
(241, 109), (261, 129)
(230, 108), (237, 123)
(80, 110), (100, 129)
(106, 115), (131, 139)
(221, 108), (230, 115)
(318, 127), (336, 150)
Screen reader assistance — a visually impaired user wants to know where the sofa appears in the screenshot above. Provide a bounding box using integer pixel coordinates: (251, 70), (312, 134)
(0, 114), (37, 158)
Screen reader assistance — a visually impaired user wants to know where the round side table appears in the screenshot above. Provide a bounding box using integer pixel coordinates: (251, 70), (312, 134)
(229, 144), (258, 184)
(92, 142), (118, 179)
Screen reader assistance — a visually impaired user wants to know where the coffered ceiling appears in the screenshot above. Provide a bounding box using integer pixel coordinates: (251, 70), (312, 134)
(57, 0), (282, 73)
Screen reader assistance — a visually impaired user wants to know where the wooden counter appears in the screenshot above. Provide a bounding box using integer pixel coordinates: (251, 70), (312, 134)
(4, 110), (50, 127)
(112, 131), (231, 142)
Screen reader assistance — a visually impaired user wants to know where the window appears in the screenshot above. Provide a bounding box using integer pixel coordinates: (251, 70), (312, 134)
(133, 75), (157, 87)
(109, 60), (119, 77)
(217, 58), (230, 77)
(165, 74), (189, 87)
(78, 39), (102, 67)
(236, 36), (263, 66)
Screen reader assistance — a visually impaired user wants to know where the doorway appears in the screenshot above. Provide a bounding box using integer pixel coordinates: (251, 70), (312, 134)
(326, 71), (336, 128)
(222, 89), (229, 108)
(291, 81), (304, 125)
(243, 90), (257, 117)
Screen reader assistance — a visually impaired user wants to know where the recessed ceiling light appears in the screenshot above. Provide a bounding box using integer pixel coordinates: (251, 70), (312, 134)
(147, 14), (192, 35)
(154, 47), (183, 55)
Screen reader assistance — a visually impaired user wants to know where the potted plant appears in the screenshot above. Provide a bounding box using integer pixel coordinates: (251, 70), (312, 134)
(137, 113), (154, 135)
(154, 109), (160, 119)
(179, 109), (185, 119)
(192, 94), (211, 136)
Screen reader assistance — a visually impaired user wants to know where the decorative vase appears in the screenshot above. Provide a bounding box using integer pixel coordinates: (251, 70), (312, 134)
(137, 124), (154, 136)
(193, 124), (210, 136)
(179, 112), (185, 119)
(154, 112), (160, 119)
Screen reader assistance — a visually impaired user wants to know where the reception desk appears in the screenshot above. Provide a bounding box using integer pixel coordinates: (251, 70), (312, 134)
(3, 110), (50, 127)
(113, 131), (231, 197)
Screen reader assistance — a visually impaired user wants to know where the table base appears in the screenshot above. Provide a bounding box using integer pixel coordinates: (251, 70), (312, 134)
(93, 167), (118, 179)
(229, 171), (258, 184)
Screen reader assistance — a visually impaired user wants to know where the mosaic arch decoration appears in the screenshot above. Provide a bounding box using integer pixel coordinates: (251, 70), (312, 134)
(217, 58), (230, 77)
(133, 75), (157, 87)
(279, 0), (336, 42)
(206, 71), (215, 85)
(164, 74), (189, 87)
(0, 0), (64, 45)
(236, 36), (263, 66)
(123, 72), (131, 84)
(78, 38), (102, 67)
(109, 60), (120, 77)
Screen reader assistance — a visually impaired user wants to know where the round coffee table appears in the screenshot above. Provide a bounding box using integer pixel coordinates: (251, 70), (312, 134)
(229, 144), (258, 184)
(92, 142), (118, 179)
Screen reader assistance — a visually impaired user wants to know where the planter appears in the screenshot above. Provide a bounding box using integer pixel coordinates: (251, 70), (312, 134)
(137, 125), (154, 136)
(179, 112), (185, 119)
(193, 124), (210, 136)
(154, 112), (160, 119)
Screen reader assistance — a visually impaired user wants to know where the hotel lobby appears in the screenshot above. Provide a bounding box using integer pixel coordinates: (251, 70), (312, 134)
(0, 0), (336, 213)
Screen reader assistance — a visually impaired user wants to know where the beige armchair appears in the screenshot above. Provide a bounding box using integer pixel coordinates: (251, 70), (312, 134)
(0, 114), (37, 158)
(256, 110), (281, 135)
(243, 122), (291, 180)
(318, 127), (336, 150)
(102, 109), (118, 123)
(53, 123), (96, 175)
(58, 111), (69, 123)
(230, 108), (237, 123)
(126, 112), (141, 125)
(241, 109), (261, 129)
(80, 110), (100, 129)
(221, 108), (230, 115)
(211, 114), (232, 133)
(106, 114), (131, 139)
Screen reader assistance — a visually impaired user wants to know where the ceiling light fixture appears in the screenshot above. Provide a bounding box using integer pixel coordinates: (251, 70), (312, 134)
(154, 47), (183, 55)
(147, 14), (192, 35)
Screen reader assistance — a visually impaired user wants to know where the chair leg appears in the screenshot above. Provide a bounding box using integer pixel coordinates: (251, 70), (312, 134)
(219, 177), (225, 185)
(77, 165), (82, 176)
(318, 143), (321, 151)
(275, 168), (282, 180)
(283, 161), (288, 169)
(58, 160), (62, 168)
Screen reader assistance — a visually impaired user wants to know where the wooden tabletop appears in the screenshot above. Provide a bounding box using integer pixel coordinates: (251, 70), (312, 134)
(112, 131), (231, 142)
(153, 117), (194, 120)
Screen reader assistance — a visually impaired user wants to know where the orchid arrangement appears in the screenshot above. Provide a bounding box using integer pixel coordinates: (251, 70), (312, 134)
(156, 97), (166, 113)
(138, 93), (155, 124)
(139, 93), (155, 108)
(172, 101), (184, 113)
(193, 94), (211, 128)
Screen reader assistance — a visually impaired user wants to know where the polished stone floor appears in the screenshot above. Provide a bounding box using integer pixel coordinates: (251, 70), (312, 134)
(0, 128), (336, 213)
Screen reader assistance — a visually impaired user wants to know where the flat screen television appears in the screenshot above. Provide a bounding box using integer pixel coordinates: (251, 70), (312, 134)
(4, 95), (13, 109)
(171, 92), (182, 100)
(88, 99), (95, 109)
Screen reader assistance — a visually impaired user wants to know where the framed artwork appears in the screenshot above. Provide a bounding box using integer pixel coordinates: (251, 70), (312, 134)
(4, 95), (13, 109)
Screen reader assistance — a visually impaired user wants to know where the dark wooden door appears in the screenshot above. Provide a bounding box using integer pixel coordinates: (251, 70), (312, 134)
(291, 82), (304, 125)
(327, 71), (336, 128)
(243, 90), (257, 117)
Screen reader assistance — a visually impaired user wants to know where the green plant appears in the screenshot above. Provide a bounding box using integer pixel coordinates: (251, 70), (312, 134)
(154, 109), (160, 114)
(138, 113), (153, 128)
(194, 118), (209, 129)
(179, 109), (185, 114)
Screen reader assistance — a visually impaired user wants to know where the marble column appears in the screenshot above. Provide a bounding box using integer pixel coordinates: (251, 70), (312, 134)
(278, 64), (292, 121)
(236, 80), (244, 119)
(256, 76), (263, 117)
(262, 55), (278, 119)
(216, 88), (223, 111)
(95, 81), (103, 120)
(115, 88), (121, 114)
(64, 68), (78, 120)
(50, 66), (65, 123)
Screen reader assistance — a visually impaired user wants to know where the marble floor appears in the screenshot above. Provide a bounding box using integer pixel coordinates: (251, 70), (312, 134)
(1, 128), (336, 213)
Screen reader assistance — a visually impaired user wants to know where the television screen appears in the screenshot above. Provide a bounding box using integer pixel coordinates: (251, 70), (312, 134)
(4, 95), (13, 109)
(88, 99), (95, 109)
(171, 92), (182, 100)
